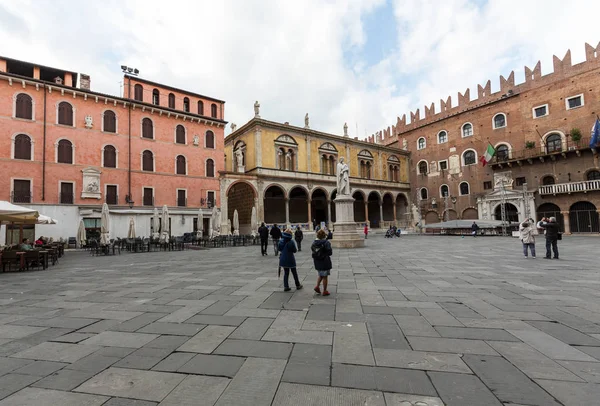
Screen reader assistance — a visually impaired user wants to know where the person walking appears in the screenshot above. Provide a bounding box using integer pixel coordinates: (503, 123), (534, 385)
(294, 225), (304, 252)
(278, 229), (303, 292)
(364, 224), (369, 239)
(519, 219), (536, 258)
(258, 222), (269, 256)
(312, 229), (332, 296)
(270, 223), (282, 255)
(471, 222), (479, 237)
(539, 217), (560, 259)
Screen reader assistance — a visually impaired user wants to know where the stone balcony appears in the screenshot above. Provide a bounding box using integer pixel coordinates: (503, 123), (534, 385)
(539, 179), (600, 196)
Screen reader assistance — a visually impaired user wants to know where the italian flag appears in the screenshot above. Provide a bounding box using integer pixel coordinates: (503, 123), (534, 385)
(480, 144), (496, 166)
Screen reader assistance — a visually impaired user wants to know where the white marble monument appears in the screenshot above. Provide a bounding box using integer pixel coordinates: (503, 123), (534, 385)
(331, 157), (364, 248)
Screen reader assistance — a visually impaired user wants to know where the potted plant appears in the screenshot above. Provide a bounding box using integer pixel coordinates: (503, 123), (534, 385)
(525, 141), (536, 149)
(570, 128), (582, 144)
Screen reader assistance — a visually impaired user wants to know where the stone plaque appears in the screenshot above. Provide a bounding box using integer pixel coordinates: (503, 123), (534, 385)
(81, 167), (102, 199)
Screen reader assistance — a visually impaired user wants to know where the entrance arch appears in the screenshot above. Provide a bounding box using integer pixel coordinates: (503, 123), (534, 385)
(494, 203), (519, 223)
(462, 207), (478, 220)
(569, 201), (599, 233)
(353, 191), (365, 222)
(311, 189), (328, 226)
(443, 209), (458, 221)
(227, 181), (256, 234)
(264, 185), (286, 224)
(331, 189), (337, 223)
(395, 194), (408, 225)
(368, 192), (381, 228)
(289, 187), (308, 224)
(424, 211), (439, 224)
(382, 193), (394, 222)
(537, 203), (564, 232)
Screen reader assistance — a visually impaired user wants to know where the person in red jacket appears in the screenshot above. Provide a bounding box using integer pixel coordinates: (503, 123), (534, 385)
(364, 225), (368, 239)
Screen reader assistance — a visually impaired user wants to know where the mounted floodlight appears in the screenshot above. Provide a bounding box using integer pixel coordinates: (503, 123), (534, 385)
(133, 69), (139, 74)
(120, 65), (127, 71)
(127, 67), (133, 73)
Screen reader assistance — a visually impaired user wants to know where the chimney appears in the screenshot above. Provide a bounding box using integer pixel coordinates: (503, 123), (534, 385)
(80, 74), (91, 90)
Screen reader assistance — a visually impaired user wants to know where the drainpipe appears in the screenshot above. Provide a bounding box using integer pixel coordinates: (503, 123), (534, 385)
(127, 76), (132, 205)
(42, 83), (47, 201)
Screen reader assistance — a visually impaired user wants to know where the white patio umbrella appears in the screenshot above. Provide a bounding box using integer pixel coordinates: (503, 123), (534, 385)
(0, 201), (39, 224)
(251, 206), (257, 237)
(100, 203), (110, 245)
(37, 214), (58, 224)
(227, 219), (232, 236)
(233, 209), (239, 236)
(196, 208), (203, 237)
(152, 207), (160, 239)
(210, 205), (219, 238)
(76, 219), (86, 247)
(127, 217), (136, 238)
(160, 205), (169, 243)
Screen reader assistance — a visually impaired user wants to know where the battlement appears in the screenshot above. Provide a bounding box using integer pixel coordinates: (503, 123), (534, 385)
(372, 42), (600, 146)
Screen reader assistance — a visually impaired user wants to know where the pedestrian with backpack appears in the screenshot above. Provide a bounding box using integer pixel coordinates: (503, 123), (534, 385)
(312, 229), (332, 296)
(278, 229), (303, 292)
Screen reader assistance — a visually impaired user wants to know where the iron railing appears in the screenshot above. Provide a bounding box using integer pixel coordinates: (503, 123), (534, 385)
(491, 136), (596, 165)
(539, 179), (600, 196)
(11, 192), (31, 204)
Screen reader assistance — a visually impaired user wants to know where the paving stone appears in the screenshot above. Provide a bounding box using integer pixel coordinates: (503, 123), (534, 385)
(0, 357), (33, 375)
(462, 354), (562, 406)
(137, 322), (203, 336)
(419, 308), (464, 327)
(289, 343), (332, 366)
(151, 352), (195, 372)
(259, 292), (292, 310)
(178, 354), (245, 377)
(177, 325), (235, 353)
(113, 355), (163, 370)
(10, 342), (99, 363)
(457, 318), (536, 330)
(557, 360), (600, 383)
(50, 332), (94, 343)
(11, 317), (99, 330)
(367, 323), (410, 349)
(159, 375), (230, 406)
(13, 361), (67, 377)
(270, 310), (307, 330)
(394, 315), (440, 337)
(375, 366), (438, 395)
(183, 315), (246, 326)
(143, 335), (189, 350)
(109, 313), (164, 333)
(435, 326), (520, 341)
(272, 382), (387, 406)
(74, 367), (186, 402)
(10, 328), (73, 347)
(0, 325), (47, 339)
(306, 304), (335, 321)
(362, 306), (420, 316)
(262, 328), (333, 345)
(66, 353), (121, 374)
(331, 363), (376, 390)
(407, 336), (499, 355)
(0, 387), (109, 406)
(282, 362), (330, 386)
(302, 319), (368, 333)
(79, 319), (123, 333)
(535, 379), (600, 406)
(80, 331), (159, 348)
(337, 313), (398, 324)
(214, 339), (293, 359)
(440, 303), (484, 319)
(93, 346), (136, 358)
(200, 300), (239, 315)
(31, 368), (96, 391)
(0, 374), (40, 400)
(507, 328), (597, 361)
(215, 358), (286, 406)
(429, 371), (502, 406)
(229, 317), (273, 340)
(373, 348), (471, 373)
(103, 398), (157, 406)
(577, 346), (600, 361)
(332, 332), (375, 365)
(384, 392), (444, 406)
(527, 321), (600, 346)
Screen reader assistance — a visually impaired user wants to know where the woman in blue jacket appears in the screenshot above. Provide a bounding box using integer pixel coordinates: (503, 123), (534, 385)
(278, 229), (303, 292)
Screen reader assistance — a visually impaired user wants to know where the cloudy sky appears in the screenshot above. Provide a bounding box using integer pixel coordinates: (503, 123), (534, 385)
(1, 0), (598, 139)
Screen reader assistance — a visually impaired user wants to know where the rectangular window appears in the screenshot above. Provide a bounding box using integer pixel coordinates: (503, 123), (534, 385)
(515, 177), (527, 186)
(60, 182), (74, 204)
(143, 188), (153, 206)
(12, 179), (31, 203)
(533, 104), (548, 118)
(438, 160), (448, 171)
(207, 191), (215, 207)
(177, 190), (187, 207)
(566, 94), (583, 110)
(106, 185), (118, 205)
(483, 181), (492, 190)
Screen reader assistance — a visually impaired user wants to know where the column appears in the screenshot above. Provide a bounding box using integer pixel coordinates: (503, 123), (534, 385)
(393, 202), (397, 225)
(308, 200), (312, 230)
(518, 199), (526, 222)
(379, 203), (384, 228)
(285, 198), (290, 227)
(327, 200), (332, 228)
(255, 128), (262, 167)
(306, 136), (311, 173)
(254, 197), (259, 227)
(364, 201), (369, 226)
(561, 211), (571, 234)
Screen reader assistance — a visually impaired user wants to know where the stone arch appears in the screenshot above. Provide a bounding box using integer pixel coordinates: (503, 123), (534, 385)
(382, 193), (394, 222)
(367, 191), (381, 228)
(264, 185), (286, 224)
(395, 193), (409, 224)
(289, 186), (309, 224)
(537, 202), (564, 232)
(227, 181), (257, 234)
(311, 188), (328, 226)
(569, 201), (599, 233)
(442, 208), (458, 221)
(494, 202), (519, 223)
(461, 207), (478, 220)
(424, 211), (440, 224)
(542, 130), (567, 154)
(353, 190), (366, 222)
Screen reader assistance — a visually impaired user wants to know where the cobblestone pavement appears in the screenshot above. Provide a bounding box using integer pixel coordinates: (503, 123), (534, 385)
(0, 235), (600, 405)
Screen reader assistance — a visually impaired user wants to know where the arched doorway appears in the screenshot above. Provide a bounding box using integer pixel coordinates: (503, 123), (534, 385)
(537, 203), (564, 232)
(311, 189), (328, 226)
(462, 207), (478, 220)
(227, 181), (256, 234)
(368, 192), (381, 228)
(353, 191), (365, 222)
(570, 201), (599, 233)
(264, 185), (286, 224)
(382, 194), (394, 222)
(443, 209), (458, 221)
(331, 190), (337, 223)
(289, 187), (308, 224)
(494, 203), (519, 223)
(395, 194), (408, 225)
(424, 211), (439, 224)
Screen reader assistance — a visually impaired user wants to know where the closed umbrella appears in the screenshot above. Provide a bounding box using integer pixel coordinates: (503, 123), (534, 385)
(77, 219), (86, 248)
(152, 207), (160, 239)
(160, 205), (169, 243)
(210, 205), (219, 238)
(127, 217), (136, 238)
(100, 203), (110, 245)
(251, 206), (257, 237)
(233, 209), (239, 236)
(196, 208), (203, 238)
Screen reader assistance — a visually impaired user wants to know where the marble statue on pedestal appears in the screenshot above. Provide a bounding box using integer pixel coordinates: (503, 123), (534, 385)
(254, 101), (260, 118)
(336, 157), (350, 195)
(343, 122), (348, 137)
(304, 113), (310, 129)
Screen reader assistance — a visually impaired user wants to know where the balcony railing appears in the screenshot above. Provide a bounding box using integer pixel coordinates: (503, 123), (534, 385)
(11, 192), (31, 204)
(539, 179), (600, 196)
(491, 136), (597, 166)
(60, 192), (74, 204)
(177, 197), (187, 207)
(200, 198), (214, 208)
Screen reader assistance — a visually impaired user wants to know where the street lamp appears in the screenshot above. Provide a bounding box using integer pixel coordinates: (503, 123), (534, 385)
(125, 194), (134, 209)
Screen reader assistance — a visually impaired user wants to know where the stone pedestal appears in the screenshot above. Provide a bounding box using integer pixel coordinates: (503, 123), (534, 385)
(331, 195), (364, 249)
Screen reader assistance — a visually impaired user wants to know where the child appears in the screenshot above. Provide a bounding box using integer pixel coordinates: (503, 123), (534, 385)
(311, 229), (333, 296)
(278, 229), (303, 292)
(364, 224), (368, 239)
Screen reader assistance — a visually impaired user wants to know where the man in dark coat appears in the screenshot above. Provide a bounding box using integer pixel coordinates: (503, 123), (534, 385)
(539, 217), (560, 259)
(258, 222), (269, 256)
(471, 222), (479, 237)
(278, 230), (302, 292)
(294, 226), (304, 252)
(270, 224), (282, 255)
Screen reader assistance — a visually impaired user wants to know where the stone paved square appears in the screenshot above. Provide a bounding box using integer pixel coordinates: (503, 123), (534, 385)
(0, 236), (599, 405)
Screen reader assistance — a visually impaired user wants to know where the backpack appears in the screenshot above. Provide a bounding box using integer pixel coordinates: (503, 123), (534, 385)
(312, 242), (327, 260)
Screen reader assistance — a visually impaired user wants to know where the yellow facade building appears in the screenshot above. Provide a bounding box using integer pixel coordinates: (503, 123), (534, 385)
(219, 115), (411, 233)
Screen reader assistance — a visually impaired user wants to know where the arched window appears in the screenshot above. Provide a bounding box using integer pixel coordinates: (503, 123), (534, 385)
(420, 188), (428, 200)
(546, 133), (562, 153)
(205, 131), (215, 149)
(103, 145), (117, 168)
(206, 159), (215, 177)
(57, 140), (73, 164)
(541, 175), (555, 186)
(198, 100), (204, 115)
(142, 150), (154, 172)
(168, 93), (175, 109)
(417, 137), (426, 150)
(462, 123), (473, 137)
(57, 102), (73, 126)
(418, 160), (428, 175)
(142, 118), (154, 139)
(463, 150), (476, 166)
(15, 93), (33, 119)
(437, 131), (447, 144)
(459, 182), (470, 195)
(134, 84), (143, 101)
(493, 113), (506, 129)
(152, 89), (160, 105)
(183, 97), (190, 112)
(103, 110), (116, 133)
(211, 103), (218, 118)
(176, 155), (186, 175)
(587, 170), (600, 180)
(440, 184), (449, 197)
(14, 134), (32, 160)
(175, 125), (186, 144)
(496, 144), (509, 161)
